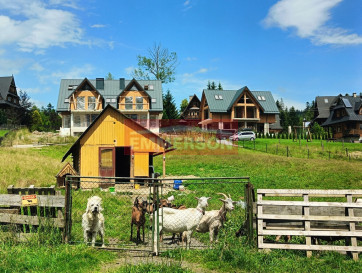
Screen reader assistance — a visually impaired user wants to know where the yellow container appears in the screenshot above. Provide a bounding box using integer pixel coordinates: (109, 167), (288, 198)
(134, 184), (140, 190)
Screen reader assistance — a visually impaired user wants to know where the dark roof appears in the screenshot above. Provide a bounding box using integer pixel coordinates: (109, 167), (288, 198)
(0, 76), (20, 108)
(322, 96), (362, 126)
(203, 87), (279, 114)
(57, 78), (163, 112)
(180, 94), (200, 118)
(314, 96), (337, 119)
(62, 104), (171, 162)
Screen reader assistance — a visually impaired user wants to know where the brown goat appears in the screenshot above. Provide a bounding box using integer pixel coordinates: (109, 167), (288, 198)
(130, 197), (146, 244)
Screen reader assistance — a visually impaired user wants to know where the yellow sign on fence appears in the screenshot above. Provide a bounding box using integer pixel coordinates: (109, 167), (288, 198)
(21, 195), (38, 207)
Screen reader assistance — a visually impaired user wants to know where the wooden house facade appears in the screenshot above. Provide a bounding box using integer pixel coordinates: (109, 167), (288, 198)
(61, 105), (172, 186)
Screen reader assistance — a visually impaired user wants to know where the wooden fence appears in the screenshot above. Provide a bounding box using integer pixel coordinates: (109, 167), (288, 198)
(257, 189), (362, 261)
(0, 185), (65, 241)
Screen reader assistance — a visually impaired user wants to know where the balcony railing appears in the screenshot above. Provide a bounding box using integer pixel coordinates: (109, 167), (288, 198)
(118, 103), (149, 110)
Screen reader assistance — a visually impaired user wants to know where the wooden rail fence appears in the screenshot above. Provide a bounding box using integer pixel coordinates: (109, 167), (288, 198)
(257, 189), (362, 261)
(0, 185), (65, 241)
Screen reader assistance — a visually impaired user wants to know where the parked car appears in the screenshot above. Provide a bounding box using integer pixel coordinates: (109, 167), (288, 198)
(230, 131), (256, 141)
(216, 129), (237, 140)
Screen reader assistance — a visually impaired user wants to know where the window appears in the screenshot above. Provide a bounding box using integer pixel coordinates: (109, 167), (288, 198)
(63, 115), (70, 128)
(324, 98), (329, 103)
(77, 96), (85, 110)
(64, 98), (69, 103)
(74, 115), (81, 127)
(261, 96), (265, 100)
(7, 96), (11, 102)
(257, 96), (261, 100)
(140, 114), (147, 127)
(125, 97), (133, 110)
(149, 85), (154, 90)
(215, 95), (219, 100)
(234, 106), (243, 118)
(136, 97), (143, 110)
(126, 114), (138, 121)
(106, 98), (111, 103)
(88, 96), (96, 110)
(111, 98), (116, 103)
(150, 115), (158, 128)
(151, 98), (156, 103)
(219, 95), (223, 100)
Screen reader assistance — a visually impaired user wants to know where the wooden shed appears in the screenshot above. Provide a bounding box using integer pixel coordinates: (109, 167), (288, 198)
(55, 162), (78, 188)
(61, 105), (172, 186)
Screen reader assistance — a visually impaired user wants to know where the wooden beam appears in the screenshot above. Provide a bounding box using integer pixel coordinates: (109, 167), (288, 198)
(259, 230), (362, 237)
(258, 200), (362, 208)
(258, 214), (362, 222)
(0, 213), (65, 228)
(257, 189), (362, 196)
(0, 195), (65, 208)
(260, 243), (362, 252)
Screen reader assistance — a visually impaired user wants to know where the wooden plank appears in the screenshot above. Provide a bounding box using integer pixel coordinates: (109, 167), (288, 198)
(0, 213), (65, 227)
(257, 193), (264, 248)
(0, 195), (65, 207)
(258, 200), (362, 208)
(303, 194), (312, 258)
(260, 243), (362, 252)
(257, 189), (362, 196)
(256, 205), (362, 217)
(347, 194), (359, 261)
(259, 214), (362, 222)
(260, 230), (362, 237)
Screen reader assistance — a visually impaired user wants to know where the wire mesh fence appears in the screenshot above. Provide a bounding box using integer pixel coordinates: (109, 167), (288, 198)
(65, 176), (250, 254)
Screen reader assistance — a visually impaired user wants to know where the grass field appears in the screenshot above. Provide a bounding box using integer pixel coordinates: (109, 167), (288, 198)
(0, 139), (361, 272)
(0, 130), (9, 138)
(238, 138), (362, 161)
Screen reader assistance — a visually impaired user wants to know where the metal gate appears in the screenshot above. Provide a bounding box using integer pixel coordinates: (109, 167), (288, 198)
(64, 176), (252, 254)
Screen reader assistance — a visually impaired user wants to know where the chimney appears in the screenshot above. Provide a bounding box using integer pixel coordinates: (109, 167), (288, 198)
(189, 95), (193, 102)
(119, 78), (125, 90)
(353, 92), (356, 98)
(96, 78), (104, 89)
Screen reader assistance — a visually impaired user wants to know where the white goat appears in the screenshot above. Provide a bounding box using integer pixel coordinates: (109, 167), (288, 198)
(196, 193), (238, 243)
(157, 196), (210, 249)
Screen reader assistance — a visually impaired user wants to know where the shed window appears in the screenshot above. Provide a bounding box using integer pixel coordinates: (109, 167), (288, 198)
(77, 97), (85, 110)
(100, 149), (113, 168)
(88, 96), (96, 110)
(136, 97), (143, 110)
(125, 97), (133, 110)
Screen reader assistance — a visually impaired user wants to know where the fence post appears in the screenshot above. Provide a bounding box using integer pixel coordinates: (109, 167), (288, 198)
(346, 148), (349, 157)
(245, 182), (254, 246)
(64, 176), (72, 243)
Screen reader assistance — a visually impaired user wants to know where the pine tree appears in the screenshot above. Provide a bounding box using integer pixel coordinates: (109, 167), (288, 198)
(218, 82), (223, 90)
(162, 90), (179, 119)
(180, 99), (188, 114)
(210, 81), (216, 90)
(31, 107), (43, 131)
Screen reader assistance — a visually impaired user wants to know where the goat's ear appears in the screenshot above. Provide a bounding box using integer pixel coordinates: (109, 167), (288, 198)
(194, 197), (199, 200)
(207, 197), (211, 200)
(232, 201), (238, 204)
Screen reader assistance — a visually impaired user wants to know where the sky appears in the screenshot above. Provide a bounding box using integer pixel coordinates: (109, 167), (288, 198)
(0, 0), (361, 110)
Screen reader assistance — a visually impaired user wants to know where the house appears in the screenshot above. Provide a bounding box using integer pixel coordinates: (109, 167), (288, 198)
(0, 76), (20, 110)
(61, 105), (173, 187)
(313, 96), (338, 125)
(199, 86), (280, 133)
(56, 78), (163, 136)
(322, 93), (362, 140)
(179, 94), (201, 127)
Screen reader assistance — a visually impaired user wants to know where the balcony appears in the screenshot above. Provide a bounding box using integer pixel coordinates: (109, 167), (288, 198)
(118, 103), (149, 111)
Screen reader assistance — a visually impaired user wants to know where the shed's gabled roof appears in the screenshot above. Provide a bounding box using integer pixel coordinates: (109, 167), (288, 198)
(61, 104), (172, 162)
(202, 87), (279, 114)
(57, 78), (163, 112)
(0, 76), (13, 99)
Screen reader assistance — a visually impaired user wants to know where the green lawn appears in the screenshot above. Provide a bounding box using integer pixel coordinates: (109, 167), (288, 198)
(238, 138), (362, 161)
(0, 130), (9, 138)
(0, 142), (361, 272)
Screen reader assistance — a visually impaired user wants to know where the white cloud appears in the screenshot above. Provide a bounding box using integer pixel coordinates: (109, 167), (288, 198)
(39, 64), (95, 84)
(263, 0), (362, 45)
(30, 63), (44, 72)
(198, 68), (208, 74)
(0, 0), (84, 52)
(183, 0), (193, 11)
(186, 57), (197, 61)
(0, 58), (27, 74)
(91, 24), (106, 28)
(125, 66), (135, 76)
(184, 0), (190, 6)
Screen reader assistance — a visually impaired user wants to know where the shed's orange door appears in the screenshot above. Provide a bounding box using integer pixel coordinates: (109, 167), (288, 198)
(99, 147), (115, 177)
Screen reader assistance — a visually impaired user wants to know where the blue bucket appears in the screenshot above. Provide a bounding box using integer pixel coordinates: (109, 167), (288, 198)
(173, 180), (182, 190)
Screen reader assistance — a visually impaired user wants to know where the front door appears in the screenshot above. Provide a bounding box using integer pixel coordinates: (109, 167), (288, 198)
(99, 147), (115, 177)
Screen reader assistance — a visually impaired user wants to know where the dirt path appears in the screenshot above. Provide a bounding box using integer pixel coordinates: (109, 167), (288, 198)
(99, 250), (219, 273)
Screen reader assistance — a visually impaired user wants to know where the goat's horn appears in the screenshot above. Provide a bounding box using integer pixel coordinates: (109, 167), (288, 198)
(228, 193), (231, 198)
(217, 193), (228, 199)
